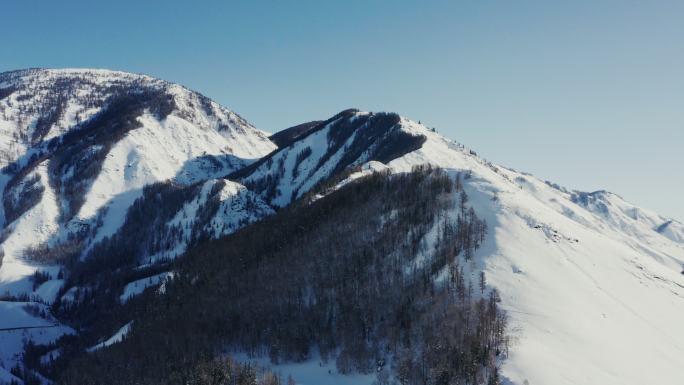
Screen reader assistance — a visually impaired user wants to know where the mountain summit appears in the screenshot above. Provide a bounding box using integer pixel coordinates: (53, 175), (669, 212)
(0, 68), (275, 274)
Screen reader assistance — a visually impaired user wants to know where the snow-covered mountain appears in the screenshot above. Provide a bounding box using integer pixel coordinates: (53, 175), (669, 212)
(0, 68), (275, 287)
(236, 109), (426, 207)
(235, 113), (684, 385)
(379, 120), (684, 385)
(1, 69), (683, 385)
(0, 69), (276, 382)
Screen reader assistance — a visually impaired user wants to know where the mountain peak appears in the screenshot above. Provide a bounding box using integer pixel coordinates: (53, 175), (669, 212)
(1, 66), (155, 78)
(0, 68), (277, 304)
(0, 67), (163, 91)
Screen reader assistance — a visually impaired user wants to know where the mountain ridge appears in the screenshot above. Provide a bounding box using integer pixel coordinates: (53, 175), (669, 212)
(0, 69), (683, 385)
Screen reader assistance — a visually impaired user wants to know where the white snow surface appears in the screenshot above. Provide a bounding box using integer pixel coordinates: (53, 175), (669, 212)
(243, 111), (393, 207)
(379, 117), (684, 385)
(145, 179), (275, 263)
(119, 272), (174, 303)
(87, 321), (133, 352)
(0, 68), (275, 300)
(0, 301), (74, 382)
(233, 352), (375, 385)
(231, 114), (684, 384)
(311, 160), (389, 202)
(295, 116), (684, 384)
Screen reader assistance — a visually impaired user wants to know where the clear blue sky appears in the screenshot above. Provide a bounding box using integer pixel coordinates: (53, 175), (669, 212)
(3, 0), (683, 221)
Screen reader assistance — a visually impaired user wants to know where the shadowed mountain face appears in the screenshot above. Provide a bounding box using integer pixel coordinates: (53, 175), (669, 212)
(268, 120), (323, 148)
(1, 69), (684, 385)
(234, 109), (427, 207)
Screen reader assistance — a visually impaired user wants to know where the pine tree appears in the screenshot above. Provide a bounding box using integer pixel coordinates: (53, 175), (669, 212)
(488, 367), (501, 385)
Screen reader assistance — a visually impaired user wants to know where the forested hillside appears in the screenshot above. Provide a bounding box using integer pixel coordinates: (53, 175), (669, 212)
(44, 167), (507, 385)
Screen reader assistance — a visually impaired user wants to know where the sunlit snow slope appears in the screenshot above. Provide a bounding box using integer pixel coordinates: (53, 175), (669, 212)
(0, 68), (275, 277)
(230, 110), (684, 384)
(0, 69), (276, 381)
(368, 118), (684, 385)
(259, 112), (684, 384)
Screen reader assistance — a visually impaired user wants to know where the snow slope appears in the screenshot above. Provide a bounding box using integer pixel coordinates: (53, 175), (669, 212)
(570, 189), (684, 246)
(119, 272), (173, 303)
(239, 109), (425, 207)
(87, 322), (133, 352)
(0, 68), (276, 295)
(233, 352), (375, 385)
(207, 111), (684, 385)
(0, 301), (74, 382)
(84, 177), (276, 269)
(0, 69), (276, 381)
(356, 117), (684, 385)
(257, 113), (684, 384)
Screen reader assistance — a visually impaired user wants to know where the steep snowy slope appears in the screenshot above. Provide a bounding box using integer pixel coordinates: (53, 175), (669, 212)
(84, 178), (274, 268)
(0, 68), (277, 379)
(243, 111), (684, 384)
(571, 189), (684, 245)
(341, 117), (684, 385)
(236, 109), (425, 207)
(0, 301), (74, 383)
(0, 68), (275, 278)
